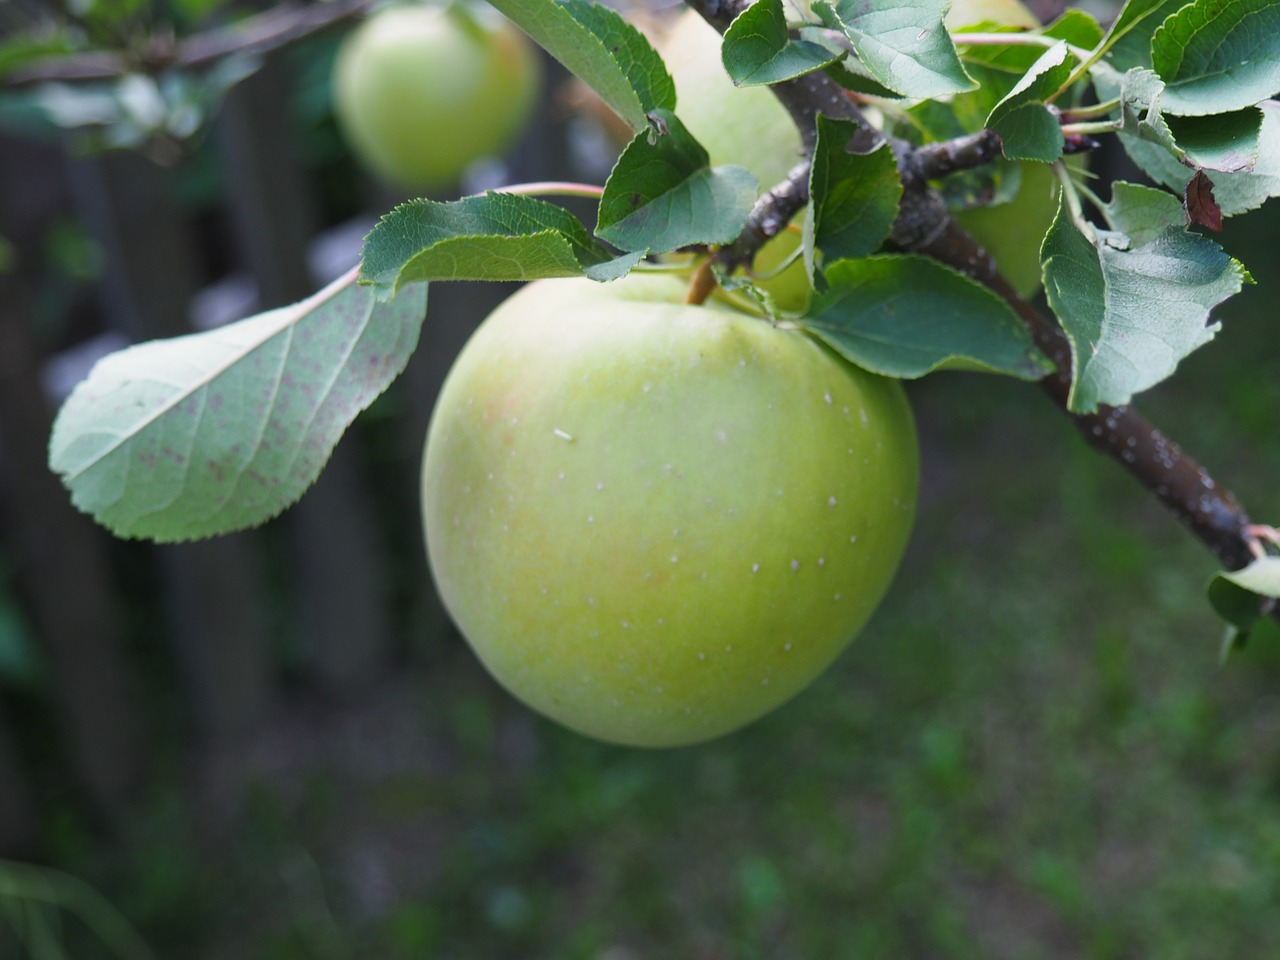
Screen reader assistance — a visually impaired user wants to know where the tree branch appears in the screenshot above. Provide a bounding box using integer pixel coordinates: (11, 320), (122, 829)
(684, 0), (1262, 572)
(4, 0), (375, 86)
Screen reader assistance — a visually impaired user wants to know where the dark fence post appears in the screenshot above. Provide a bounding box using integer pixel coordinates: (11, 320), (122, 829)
(215, 58), (395, 696)
(65, 148), (274, 741)
(0, 254), (143, 813)
(0, 711), (35, 855)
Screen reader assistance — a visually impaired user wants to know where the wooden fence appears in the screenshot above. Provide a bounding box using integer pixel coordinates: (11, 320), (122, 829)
(0, 41), (584, 856)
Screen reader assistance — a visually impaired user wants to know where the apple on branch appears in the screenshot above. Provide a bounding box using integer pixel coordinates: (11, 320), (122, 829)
(421, 272), (918, 747)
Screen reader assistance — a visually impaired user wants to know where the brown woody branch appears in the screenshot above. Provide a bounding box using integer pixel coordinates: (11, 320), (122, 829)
(685, 0), (1261, 572)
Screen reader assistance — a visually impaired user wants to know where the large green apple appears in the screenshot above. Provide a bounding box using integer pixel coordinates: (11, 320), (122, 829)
(421, 272), (918, 747)
(332, 2), (542, 191)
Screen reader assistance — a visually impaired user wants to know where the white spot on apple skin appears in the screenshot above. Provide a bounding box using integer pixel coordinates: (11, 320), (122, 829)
(828, 496), (838, 506)
(834, 593), (841, 601)
(726, 645), (733, 653)
(791, 560), (800, 571)
(818, 557), (825, 566)
(585, 596), (596, 607)
(596, 482), (604, 490)
(824, 392), (833, 405)
(861, 409), (869, 426)
(557, 472), (566, 481)
(761, 678), (770, 686)
(751, 563), (760, 573)
(850, 535), (858, 544)
(784, 642), (792, 651)
(553, 429), (573, 441)
(716, 428), (727, 442)
(587, 515), (594, 524)
(698, 652), (705, 661)
(671, 555), (679, 564)
(487, 472), (494, 480)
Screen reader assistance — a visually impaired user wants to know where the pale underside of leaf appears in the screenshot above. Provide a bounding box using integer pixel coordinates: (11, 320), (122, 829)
(48, 270), (428, 542)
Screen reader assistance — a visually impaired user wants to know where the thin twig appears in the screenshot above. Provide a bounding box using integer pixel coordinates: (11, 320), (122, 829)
(4, 0), (375, 86)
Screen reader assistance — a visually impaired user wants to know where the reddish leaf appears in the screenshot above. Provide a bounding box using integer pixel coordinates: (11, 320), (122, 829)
(1185, 170), (1223, 232)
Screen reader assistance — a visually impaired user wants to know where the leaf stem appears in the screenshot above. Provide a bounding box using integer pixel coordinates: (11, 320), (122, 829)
(494, 181), (606, 199)
(954, 32), (1092, 61)
(1061, 97), (1120, 121)
(1060, 120), (1118, 138)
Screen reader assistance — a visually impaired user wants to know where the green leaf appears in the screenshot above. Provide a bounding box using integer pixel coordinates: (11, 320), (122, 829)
(953, 10), (1103, 76)
(801, 255), (1053, 379)
(1101, 181), (1187, 245)
(360, 193), (643, 298)
(812, 0), (976, 98)
(986, 42), (1073, 162)
(804, 121), (900, 278)
(1124, 100), (1280, 216)
(596, 109), (757, 253)
(48, 272), (428, 543)
(1116, 66), (1263, 173)
(1208, 557), (1280, 630)
(1040, 201), (1248, 413)
(722, 0), (837, 86)
(485, 0), (673, 133)
(1151, 0), (1280, 116)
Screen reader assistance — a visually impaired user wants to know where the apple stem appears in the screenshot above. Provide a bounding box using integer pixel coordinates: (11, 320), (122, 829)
(684, 0), (1267, 578)
(496, 181), (606, 199)
(685, 259), (717, 306)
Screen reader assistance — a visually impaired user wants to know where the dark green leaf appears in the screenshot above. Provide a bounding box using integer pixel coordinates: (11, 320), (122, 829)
(1119, 100), (1280, 216)
(361, 194), (643, 298)
(1208, 557), (1280, 655)
(1101, 0), (1183, 72)
(986, 42), (1073, 162)
(1102, 181), (1187, 244)
(485, 0), (673, 132)
(1115, 66), (1263, 173)
(722, 0), (837, 86)
(48, 273), (427, 542)
(802, 255), (1052, 379)
(812, 0), (976, 98)
(1152, 0), (1280, 116)
(804, 121), (900, 277)
(596, 109), (757, 253)
(1041, 200), (1248, 412)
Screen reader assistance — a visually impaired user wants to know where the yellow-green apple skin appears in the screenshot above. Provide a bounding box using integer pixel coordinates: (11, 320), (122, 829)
(332, 3), (542, 191)
(659, 11), (810, 311)
(421, 272), (918, 747)
(945, 0), (1062, 299)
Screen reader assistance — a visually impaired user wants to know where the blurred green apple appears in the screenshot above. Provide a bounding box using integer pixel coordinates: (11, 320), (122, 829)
(945, 0), (1062, 299)
(333, 2), (542, 191)
(421, 272), (918, 747)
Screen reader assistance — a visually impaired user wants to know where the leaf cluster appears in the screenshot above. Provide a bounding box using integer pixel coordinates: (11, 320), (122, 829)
(42, 0), (1280, 630)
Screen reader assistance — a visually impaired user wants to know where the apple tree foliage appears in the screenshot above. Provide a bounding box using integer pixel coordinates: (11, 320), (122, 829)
(20, 0), (1280, 643)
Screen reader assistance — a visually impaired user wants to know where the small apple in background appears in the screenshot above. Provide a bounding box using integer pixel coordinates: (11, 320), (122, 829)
(421, 272), (918, 747)
(332, 2), (542, 192)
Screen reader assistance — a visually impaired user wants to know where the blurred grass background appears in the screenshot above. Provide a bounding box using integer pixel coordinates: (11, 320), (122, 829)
(14, 209), (1277, 960)
(2, 2), (1280, 957)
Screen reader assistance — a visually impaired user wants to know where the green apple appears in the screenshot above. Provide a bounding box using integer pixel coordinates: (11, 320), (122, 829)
(421, 272), (918, 747)
(658, 11), (810, 312)
(332, 2), (542, 191)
